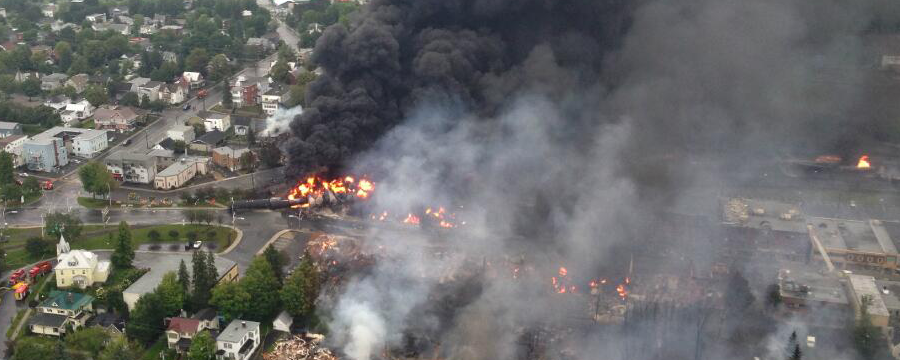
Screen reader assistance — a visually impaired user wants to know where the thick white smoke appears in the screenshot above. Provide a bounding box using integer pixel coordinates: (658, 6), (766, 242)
(333, 301), (386, 360)
(264, 104), (303, 137)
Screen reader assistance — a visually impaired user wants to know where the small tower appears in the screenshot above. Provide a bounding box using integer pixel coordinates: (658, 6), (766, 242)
(56, 234), (70, 256)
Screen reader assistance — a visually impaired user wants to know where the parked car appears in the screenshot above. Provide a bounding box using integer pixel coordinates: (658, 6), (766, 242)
(183, 104), (191, 111)
(123, 139), (132, 146)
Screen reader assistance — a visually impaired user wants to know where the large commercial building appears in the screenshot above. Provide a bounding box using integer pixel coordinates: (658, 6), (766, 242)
(29, 126), (109, 160)
(809, 218), (900, 273)
(154, 157), (209, 190)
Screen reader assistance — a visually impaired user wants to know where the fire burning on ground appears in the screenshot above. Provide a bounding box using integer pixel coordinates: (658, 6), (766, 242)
(857, 155), (871, 169)
(549, 266), (629, 300)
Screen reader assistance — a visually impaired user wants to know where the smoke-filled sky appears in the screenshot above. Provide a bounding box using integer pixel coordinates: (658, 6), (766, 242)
(285, 0), (900, 358)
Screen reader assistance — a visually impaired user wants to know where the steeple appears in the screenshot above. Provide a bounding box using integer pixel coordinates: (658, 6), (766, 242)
(56, 234), (70, 256)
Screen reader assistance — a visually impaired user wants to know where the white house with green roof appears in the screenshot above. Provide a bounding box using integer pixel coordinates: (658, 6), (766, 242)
(29, 290), (94, 336)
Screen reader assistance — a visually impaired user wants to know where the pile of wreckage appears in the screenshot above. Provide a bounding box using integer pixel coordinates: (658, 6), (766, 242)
(263, 333), (339, 360)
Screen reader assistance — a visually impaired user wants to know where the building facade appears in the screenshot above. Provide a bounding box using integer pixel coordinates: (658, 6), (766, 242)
(23, 137), (67, 172)
(71, 130), (108, 158)
(216, 320), (261, 360)
(105, 151), (158, 184)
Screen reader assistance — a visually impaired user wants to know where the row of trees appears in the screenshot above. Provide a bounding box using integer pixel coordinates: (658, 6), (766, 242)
(209, 247), (319, 326)
(10, 331), (141, 360)
(0, 153), (41, 204)
(79, 161), (118, 200)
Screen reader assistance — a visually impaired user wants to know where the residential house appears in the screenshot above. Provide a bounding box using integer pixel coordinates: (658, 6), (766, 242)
(215, 320), (261, 360)
(93, 23), (130, 35)
(0, 8), (6, 18)
(93, 105), (140, 132)
(138, 81), (163, 101)
(29, 291), (95, 336)
(60, 100), (94, 126)
(261, 86), (288, 116)
(203, 112), (231, 132)
(129, 77), (151, 92)
(41, 4), (56, 18)
(66, 73), (90, 93)
(190, 130), (226, 153)
(43, 95), (72, 112)
(0, 121), (23, 138)
(212, 146), (253, 171)
(167, 317), (207, 353)
(85, 13), (106, 23)
(128, 38), (152, 52)
(0, 135), (27, 166)
(160, 83), (187, 104)
(89, 74), (112, 87)
(167, 124), (195, 143)
(55, 236), (110, 288)
(193, 309), (221, 331)
(182, 71), (204, 89)
(123, 253), (236, 310)
(155, 137), (176, 150)
(23, 137), (67, 171)
(232, 116), (252, 136)
(162, 51), (178, 63)
(41, 73), (69, 91)
(160, 25), (184, 35)
(50, 20), (78, 32)
(105, 150), (157, 184)
(230, 76), (269, 107)
(110, 6), (130, 17)
(246, 37), (274, 52)
(86, 312), (126, 334)
(71, 129), (108, 158)
(272, 311), (293, 333)
(117, 15), (134, 25)
(140, 23), (158, 35)
(30, 45), (52, 56)
(15, 71), (39, 82)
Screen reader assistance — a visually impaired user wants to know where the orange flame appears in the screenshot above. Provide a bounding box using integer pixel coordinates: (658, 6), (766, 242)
(288, 175), (375, 202)
(858, 155), (871, 169)
(403, 213), (420, 225)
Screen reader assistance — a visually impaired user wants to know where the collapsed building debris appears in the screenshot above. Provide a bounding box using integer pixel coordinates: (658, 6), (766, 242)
(263, 333), (338, 360)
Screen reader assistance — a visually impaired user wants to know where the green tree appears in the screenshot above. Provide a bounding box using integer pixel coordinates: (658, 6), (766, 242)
(148, 229), (161, 242)
(111, 221), (134, 269)
(240, 256), (281, 321)
(263, 245), (286, 284)
(185, 48), (210, 73)
(20, 78), (41, 98)
(21, 177), (40, 197)
(156, 271), (185, 315)
(79, 161), (117, 198)
(766, 283), (782, 308)
(210, 281), (249, 323)
(260, 143), (282, 167)
(25, 237), (52, 258)
(169, 229), (180, 241)
(280, 251), (319, 318)
(120, 92), (140, 107)
(789, 343), (802, 360)
(65, 327), (111, 357)
(725, 271), (754, 314)
(221, 79), (232, 108)
(11, 336), (54, 359)
(178, 259), (191, 292)
(191, 250), (212, 310)
(126, 292), (166, 344)
(98, 335), (143, 360)
(1, 182), (21, 203)
(270, 61), (291, 84)
(0, 152), (14, 186)
(45, 212), (83, 240)
(208, 54), (230, 81)
(187, 330), (216, 360)
(84, 84), (109, 107)
(54, 41), (74, 71)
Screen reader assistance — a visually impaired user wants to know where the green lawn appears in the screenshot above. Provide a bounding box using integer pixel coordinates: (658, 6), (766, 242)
(77, 197), (111, 209)
(76, 224), (235, 251)
(6, 308), (26, 338)
(78, 119), (95, 129)
(1, 224), (235, 271)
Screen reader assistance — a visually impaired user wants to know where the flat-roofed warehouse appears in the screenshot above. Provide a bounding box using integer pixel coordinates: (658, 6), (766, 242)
(809, 218), (900, 273)
(721, 198), (811, 261)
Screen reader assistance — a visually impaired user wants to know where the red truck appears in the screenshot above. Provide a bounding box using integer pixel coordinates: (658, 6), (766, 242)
(41, 181), (53, 190)
(198, 89), (208, 99)
(28, 261), (52, 278)
(8, 269), (25, 286)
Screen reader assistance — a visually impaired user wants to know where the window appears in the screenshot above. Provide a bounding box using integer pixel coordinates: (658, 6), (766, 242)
(225, 343), (232, 349)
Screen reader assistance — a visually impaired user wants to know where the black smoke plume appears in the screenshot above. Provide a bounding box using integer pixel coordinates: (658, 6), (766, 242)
(285, 0), (633, 178)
